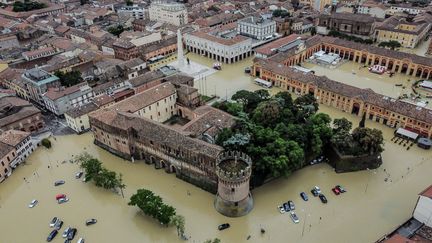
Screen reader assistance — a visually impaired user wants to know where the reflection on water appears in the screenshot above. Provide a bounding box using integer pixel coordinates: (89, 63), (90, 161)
(1, 54), (432, 243)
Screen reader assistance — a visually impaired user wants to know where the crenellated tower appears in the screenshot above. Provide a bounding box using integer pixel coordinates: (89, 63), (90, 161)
(214, 151), (253, 217)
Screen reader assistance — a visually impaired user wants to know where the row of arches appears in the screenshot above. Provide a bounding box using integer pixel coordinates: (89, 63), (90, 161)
(142, 153), (178, 174)
(321, 44), (432, 79)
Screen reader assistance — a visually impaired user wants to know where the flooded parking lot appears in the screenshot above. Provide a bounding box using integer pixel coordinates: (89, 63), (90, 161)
(1, 54), (432, 243)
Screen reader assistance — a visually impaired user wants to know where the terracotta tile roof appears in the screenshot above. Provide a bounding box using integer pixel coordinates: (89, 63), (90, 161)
(0, 141), (13, 159)
(100, 111), (223, 158)
(128, 70), (165, 88)
(93, 94), (114, 107)
(0, 129), (30, 147)
(181, 106), (235, 136)
(419, 185), (432, 199)
(256, 58), (432, 123)
(190, 30), (249, 46)
(383, 233), (416, 243)
(375, 14), (432, 35)
(108, 82), (176, 113)
(44, 82), (88, 101)
(255, 34), (300, 56)
(66, 102), (98, 118)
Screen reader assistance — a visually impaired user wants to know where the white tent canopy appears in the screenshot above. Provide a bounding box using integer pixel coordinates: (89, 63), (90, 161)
(395, 128), (419, 140)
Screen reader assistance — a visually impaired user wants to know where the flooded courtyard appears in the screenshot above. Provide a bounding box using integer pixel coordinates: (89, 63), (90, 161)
(1, 54), (432, 243)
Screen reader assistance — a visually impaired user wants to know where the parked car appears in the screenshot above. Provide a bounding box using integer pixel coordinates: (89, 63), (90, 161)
(278, 205), (285, 214)
(282, 202), (290, 212)
(64, 240), (71, 243)
(77, 238), (85, 243)
(319, 194), (328, 204)
(54, 180), (65, 186)
(218, 223), (230, 231)
(86, 218), (97, 226)
(288, 200), (295, 210)
(311, 186), (321, 196)
(67, 228), (77, 240)
(28, 199), (38, 208)
(332, 187), (341, 195)
(47, 229), (58, 242)
(49, 217), (59, 227)
(54, 220), (63, 230)
(336, 185), (346, 193)
(244, 67), (251, 73)
(62, 227), (71, 238)
(56, 194), (66, 200)
(290, 211), (300, 224)
(300, 192), (308, 201)
(58, 197), (69, 204)
(75, 171), (83, 179)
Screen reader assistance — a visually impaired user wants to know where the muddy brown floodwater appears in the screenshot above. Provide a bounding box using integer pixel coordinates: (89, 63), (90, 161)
(1, 55), (432, 243)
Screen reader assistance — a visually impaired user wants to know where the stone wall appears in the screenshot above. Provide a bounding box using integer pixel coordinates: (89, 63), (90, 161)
(326, 145), (382, 173)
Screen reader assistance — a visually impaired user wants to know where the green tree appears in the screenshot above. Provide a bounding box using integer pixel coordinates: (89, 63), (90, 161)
(170, 215), (185, 238)
(215, 128), (233, 147)
(272, 9), (290, 18)
(231, 90), (262, 112)
(108, 25), (125, 37)
(54, 70), (83, 87)
(252, 99), (282, 127)
(311, 27), (317, 36)
(129, 189), (177, 225)
(254, 89), (270, 100)
(225, 102), (243, 116)
(125, 0), (133, 6)
(275, 91), (293, 108)
(378, 40), (401, 50)
(333, 118), (352, 133)
(41, 138), (51, 149)
(359, 112), (366, 128)
(80, 158), (102, 181)
(352, 127), (384, 154)
(306, 113), (333, 156)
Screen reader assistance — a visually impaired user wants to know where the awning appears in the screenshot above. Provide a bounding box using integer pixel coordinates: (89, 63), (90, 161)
(396, 128), (419, 140)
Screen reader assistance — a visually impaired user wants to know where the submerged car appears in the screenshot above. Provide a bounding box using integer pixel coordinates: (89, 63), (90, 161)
(47, 229), (58, 242)
(67, 228), (77, 240)
(336, 185), (346, 193)
(332, 187), (341, 195)
(319, 194), (328, 204)
(49, 217), (59, 227)
(77, 238), (85, 243)
(311, 186), (321, 197)
(290, 211), (300, 224)
(300, 192), (308, 201)
(283, 202), (290, 212)
(55, 194), (66, 200)
(218, 223), (230, 231)
(62, 227), (71, 238)
(54, 180), (65, 186)
(278, 205), (285, 214)
(28, 199), (38, 208)
(85, 218), (97, 226)
(75, 171), (83, 179)
(54, 220), (63, 230)
(288, 200), (295, 211)
(58, 197), (69, 204)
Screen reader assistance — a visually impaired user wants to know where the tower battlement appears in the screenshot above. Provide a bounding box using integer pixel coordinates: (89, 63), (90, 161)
(214, 150), (253, 217)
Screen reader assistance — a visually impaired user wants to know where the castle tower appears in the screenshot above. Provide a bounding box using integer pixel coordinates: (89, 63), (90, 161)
(214, 151), (253, 217)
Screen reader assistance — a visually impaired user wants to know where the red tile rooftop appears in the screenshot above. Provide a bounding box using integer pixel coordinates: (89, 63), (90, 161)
(255, 34), (299, 56)
(420, 185), (432, 199)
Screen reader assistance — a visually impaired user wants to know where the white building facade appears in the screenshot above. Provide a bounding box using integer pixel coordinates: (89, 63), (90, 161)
(413, 185), (432, 228)
(237, 16), (276, 40)
(148, 1), (188, 26)
(116, 4), (146, 19)
(184, 32), (253, 64)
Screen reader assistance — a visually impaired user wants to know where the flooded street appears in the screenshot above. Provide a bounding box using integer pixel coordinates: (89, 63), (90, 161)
(1, 54), (432, 243)
(303, 61), (411, 99)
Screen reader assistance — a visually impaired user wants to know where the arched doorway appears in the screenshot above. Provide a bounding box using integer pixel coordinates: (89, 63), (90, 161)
(150, 156), (156, 164)
(351, 103), (360, 115)
(170, 165), (177, 174)
(308, 87), (315, 95)
(401, 63), (408, 74)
